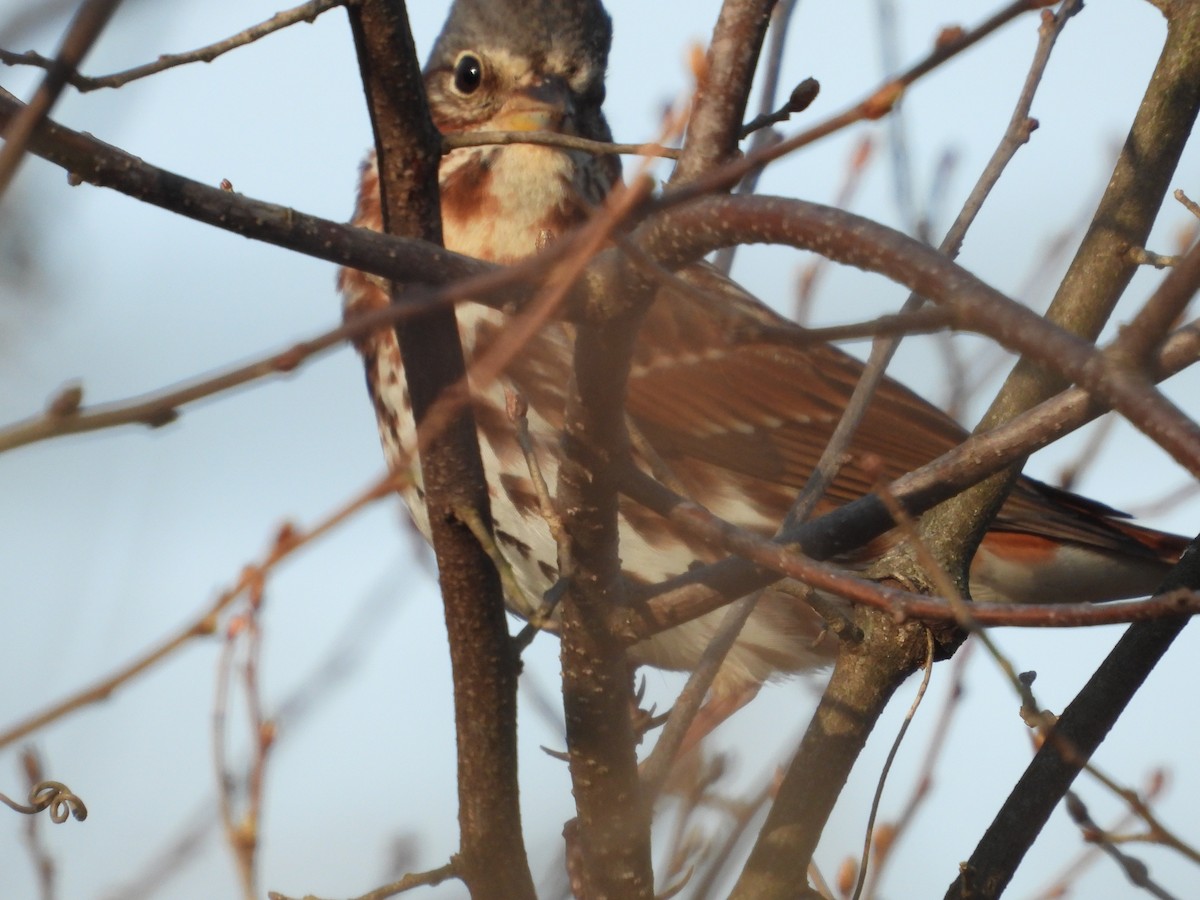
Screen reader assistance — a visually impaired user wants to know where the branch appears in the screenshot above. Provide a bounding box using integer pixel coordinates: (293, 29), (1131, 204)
(346, 1), (535, 897)
(444, 129), (679, 159)
(0, 83), (490, 285)
(0, 0), (121, 199)
(923, 0), (1200, 589)
(946, 536), (1200, 899)
(555, 177), (661, 898)
(0, 472), (399, 750)
(671, 0), (776, 184)
(616, 320), (1200, 642)
(0, 0), (346, 91)
(659, 0), (1058, 207)
(633, 195), (1200, 477)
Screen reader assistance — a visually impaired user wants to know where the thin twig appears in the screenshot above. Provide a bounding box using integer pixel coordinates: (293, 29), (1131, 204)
(1176, 189), (1200, 220)
(0, 471), (402, 750)
(862, 640), (976, 898)
(266, 861), (459, 900)
(0, 0), (348, 91)
(656, 0), (1059, 212)
(638, 591), (767, 795)
(851, 631), (935, 900)
(1064, 793), (1178, 900)
(443, 129), (678, 159)
(1023, 769), (1162, 900)
(1080, 763), (1200, 867)
(113, 567), (408, 900)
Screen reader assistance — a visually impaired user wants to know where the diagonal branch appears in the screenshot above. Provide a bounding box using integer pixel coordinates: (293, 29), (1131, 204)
(921, 0), (1200, 590)
(946, 536), (1200, 899)
(0, 0), (121, 199)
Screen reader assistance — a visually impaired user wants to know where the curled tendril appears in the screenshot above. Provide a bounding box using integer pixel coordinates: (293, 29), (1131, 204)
(0, 780), (87, 823)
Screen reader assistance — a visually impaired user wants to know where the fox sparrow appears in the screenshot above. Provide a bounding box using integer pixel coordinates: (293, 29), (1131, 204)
(340, 0), (1187, 721)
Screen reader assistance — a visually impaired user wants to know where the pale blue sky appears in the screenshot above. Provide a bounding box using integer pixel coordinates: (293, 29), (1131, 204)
(1, 2), (1198, 898)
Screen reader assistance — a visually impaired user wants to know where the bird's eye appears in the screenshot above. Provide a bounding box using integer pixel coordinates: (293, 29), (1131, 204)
(453, 53), (483, 94)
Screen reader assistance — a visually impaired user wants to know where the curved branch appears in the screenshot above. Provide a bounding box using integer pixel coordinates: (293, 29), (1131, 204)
(629, 195), (1200, 478)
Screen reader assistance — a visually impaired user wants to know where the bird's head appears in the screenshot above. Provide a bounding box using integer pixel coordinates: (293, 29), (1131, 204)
(423, 0), (614, 143)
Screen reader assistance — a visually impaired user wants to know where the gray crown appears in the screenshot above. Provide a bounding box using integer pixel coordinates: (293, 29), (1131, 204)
(426, 0), (613, 75)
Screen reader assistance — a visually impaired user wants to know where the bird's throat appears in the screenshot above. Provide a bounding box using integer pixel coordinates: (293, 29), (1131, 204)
(438, 142), (600, 264)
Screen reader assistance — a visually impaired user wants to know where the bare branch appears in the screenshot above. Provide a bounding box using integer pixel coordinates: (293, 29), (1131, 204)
(671, 0), (776, 185)
(347, 1), (535, 896)
(945, 538), (1200, 899)
(0, 0), (347, 91)
(926, 0), (1200, 593)
(616, 320), (1200, 641)
(0, 473), (400, 751)
(553, 175), (662, 899)
(444, 129), (679, 158)
(0, 0), (121, 200)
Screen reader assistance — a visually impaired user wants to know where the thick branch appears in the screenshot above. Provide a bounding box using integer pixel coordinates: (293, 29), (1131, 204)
(347, 2), (534, 897)
(729, 602), (930, 899)
(671, 0), (776, 184)
(0, 84), (487, 285)
(558, 312), (655, 898)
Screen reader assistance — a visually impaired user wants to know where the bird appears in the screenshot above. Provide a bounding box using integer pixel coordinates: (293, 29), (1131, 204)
(339, 0), (1188, 730)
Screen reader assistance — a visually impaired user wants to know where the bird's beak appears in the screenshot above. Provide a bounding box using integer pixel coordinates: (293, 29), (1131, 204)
(494, 76), (574, 132)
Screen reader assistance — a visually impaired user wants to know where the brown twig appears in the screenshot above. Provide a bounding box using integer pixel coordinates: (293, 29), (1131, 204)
(1176, 188), (1200, 220)
(0, 0), (347, 91)
(267, 861), (459, 900)
(0, 471), (400, 750)
(851, 631), (935, 900)
(638, 590), (768, 795)
(443, 129), (678, 159)
(1063, 793), (1178, 899)
(1080, 763), (1200, 867)
(657, 0), (1059, 211)
(670, 0), (776, 185)
(0, 0), (121, 200)
(690, 769), (784, 899)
